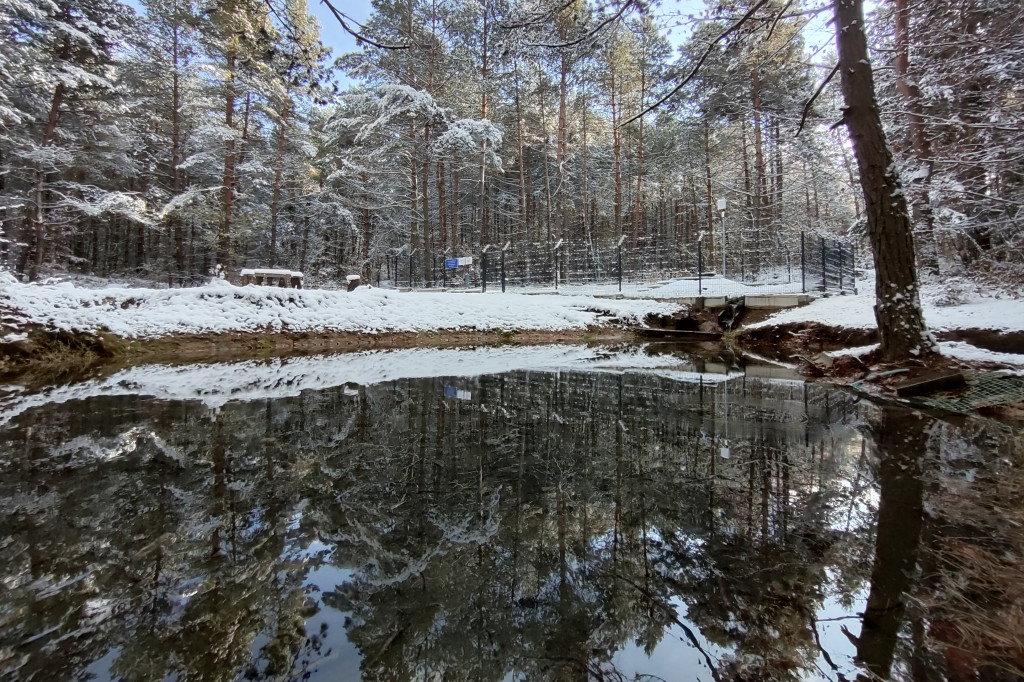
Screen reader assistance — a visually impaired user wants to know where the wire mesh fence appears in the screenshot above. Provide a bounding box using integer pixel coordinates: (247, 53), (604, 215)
(373, 231), (857, 299)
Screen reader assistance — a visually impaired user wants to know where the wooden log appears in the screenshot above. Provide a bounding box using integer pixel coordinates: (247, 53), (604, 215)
(894, 370), (967, 397)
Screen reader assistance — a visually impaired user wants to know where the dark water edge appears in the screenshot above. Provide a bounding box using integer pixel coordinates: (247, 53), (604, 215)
(0, 345), (1021, 682)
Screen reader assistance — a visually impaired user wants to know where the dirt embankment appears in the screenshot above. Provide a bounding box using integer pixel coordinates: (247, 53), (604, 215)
(0, 325), (630, 386)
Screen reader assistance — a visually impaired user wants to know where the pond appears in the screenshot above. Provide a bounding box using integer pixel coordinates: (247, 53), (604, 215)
(1, 345), (1021, 682)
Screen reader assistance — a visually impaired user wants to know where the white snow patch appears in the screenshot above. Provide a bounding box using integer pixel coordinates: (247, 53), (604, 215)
(0, 345), (714, 425)
(938, 342), (1024, 367)
(0, 281), (677, 339)
(747, 278), (1024, 335)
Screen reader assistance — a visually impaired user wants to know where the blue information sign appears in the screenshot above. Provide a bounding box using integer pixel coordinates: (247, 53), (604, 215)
(444, 258), (459, 269)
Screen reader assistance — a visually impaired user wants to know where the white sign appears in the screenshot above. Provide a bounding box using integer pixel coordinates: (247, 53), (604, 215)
(457, 256), (473, 266)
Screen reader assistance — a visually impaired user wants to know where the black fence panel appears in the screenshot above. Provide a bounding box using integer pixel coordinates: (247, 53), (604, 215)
(374, 231), (857, 298)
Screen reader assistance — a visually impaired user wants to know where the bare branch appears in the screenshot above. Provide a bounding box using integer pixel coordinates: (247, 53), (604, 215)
(320, 0), (412, 51)
(797, 61), (839, 136)
(525, 0), (637, 49)
(619, 0), (773, 127)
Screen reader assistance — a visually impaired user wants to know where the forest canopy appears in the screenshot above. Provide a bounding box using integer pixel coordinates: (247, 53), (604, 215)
(0, 0), (1020, 290)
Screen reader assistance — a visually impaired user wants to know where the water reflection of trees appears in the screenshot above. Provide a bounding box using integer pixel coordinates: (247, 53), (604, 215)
(0, 368), (1019, 681)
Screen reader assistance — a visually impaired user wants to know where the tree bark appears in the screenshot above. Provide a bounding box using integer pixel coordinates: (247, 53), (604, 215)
(833, 0), (934, 361)
(269, 94), (289, 267)
(217, 49), (237, 269)
(361, 171), (371, 279)
(893, 0), (939, 275)
(632, 68), (646, 243)
(171, 19), (185, 272)
(611, 70), (622, 237)
(703, 119), (715, 257)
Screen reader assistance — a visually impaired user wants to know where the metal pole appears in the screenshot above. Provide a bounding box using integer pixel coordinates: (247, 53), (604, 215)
(852, 244), (858, 294)
(800, 232), (806, 293)
(837, 244), (844, 291)
(618, 244), (622, 292)
(818, 237), (825, 292)
(721, 212), (726, 277)
(442, 258), (447, 288)
(554, 248), (558, 290)
(409, 255), (413, 288)
(482, 252), (488, 292)
(501, 250), (506, 292)
(698, 241), (703, 295)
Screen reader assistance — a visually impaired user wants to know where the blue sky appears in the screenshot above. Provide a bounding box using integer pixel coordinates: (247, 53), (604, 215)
(310, 0), (842, 89)
(309, 0), (374, 66)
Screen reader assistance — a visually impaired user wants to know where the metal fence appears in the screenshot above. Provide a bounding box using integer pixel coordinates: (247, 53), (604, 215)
(374, 231), (857, 299)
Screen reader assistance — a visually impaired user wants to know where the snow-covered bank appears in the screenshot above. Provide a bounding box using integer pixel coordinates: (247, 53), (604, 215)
(828, 342), (1024, 369)
(0, 345), (724, 425)
(745, 283), (1024, 335)
(0, 274), (678, 340)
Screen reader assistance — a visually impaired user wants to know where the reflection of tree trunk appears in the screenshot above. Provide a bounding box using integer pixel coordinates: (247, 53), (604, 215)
(856, 407), (927, 681)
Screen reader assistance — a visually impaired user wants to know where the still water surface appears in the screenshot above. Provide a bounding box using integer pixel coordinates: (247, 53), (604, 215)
(1, 345), (1021, 682)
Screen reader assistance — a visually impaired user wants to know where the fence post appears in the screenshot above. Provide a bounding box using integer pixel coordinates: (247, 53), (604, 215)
(557, 238), (565, 288)
(697, 241), (703, 295)
(616, 234), (627, 293)
(820, 237), (826, 292)
(409, 255), (414, 289)
(618, 243), (623, 292)
(852, 244), (858, 294)
(481, 251), (488, 292)
(553, 240), (564, 291)
(800, 232), (806, 293)
(442, 257), (447, 288)
(837, 244), (844, 291)
(501, 250), (506, 292)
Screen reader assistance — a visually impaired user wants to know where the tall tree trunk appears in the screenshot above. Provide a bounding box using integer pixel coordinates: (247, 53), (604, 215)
(556, 47), (568, 240)
(422, 10), (436, 284)
(581, 90), (590, 244)
(269, 93), (290, 267)
(409, 120), (419, 277)
(28, 27), (70, 281)
(453, 169), (460, 245)
(217, 50), (237, 269)
(422, 123), (433, 284)
(834, 0), (934, 361)
(171, 19), (185, 272)
(703, 119), (715, 257)
(632, 69), (645, 243)
(478, 7), (489, 247)
(361, 172), (372, 279)
(752, 69), (766, 245)
(894, 0), (939, 275)
(515, 63), (527, 236)
(437, 161), (447, 254)
(611, 70), (622, 236)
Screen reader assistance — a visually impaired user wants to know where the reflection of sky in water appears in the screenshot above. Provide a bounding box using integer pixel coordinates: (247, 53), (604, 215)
(3, 352), (978, 682)
(300, 562), (362, 680)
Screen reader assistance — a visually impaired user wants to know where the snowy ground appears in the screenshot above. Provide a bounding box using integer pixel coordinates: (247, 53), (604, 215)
(0, 273), (679, 340)
(748, 277), (1024, 366)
